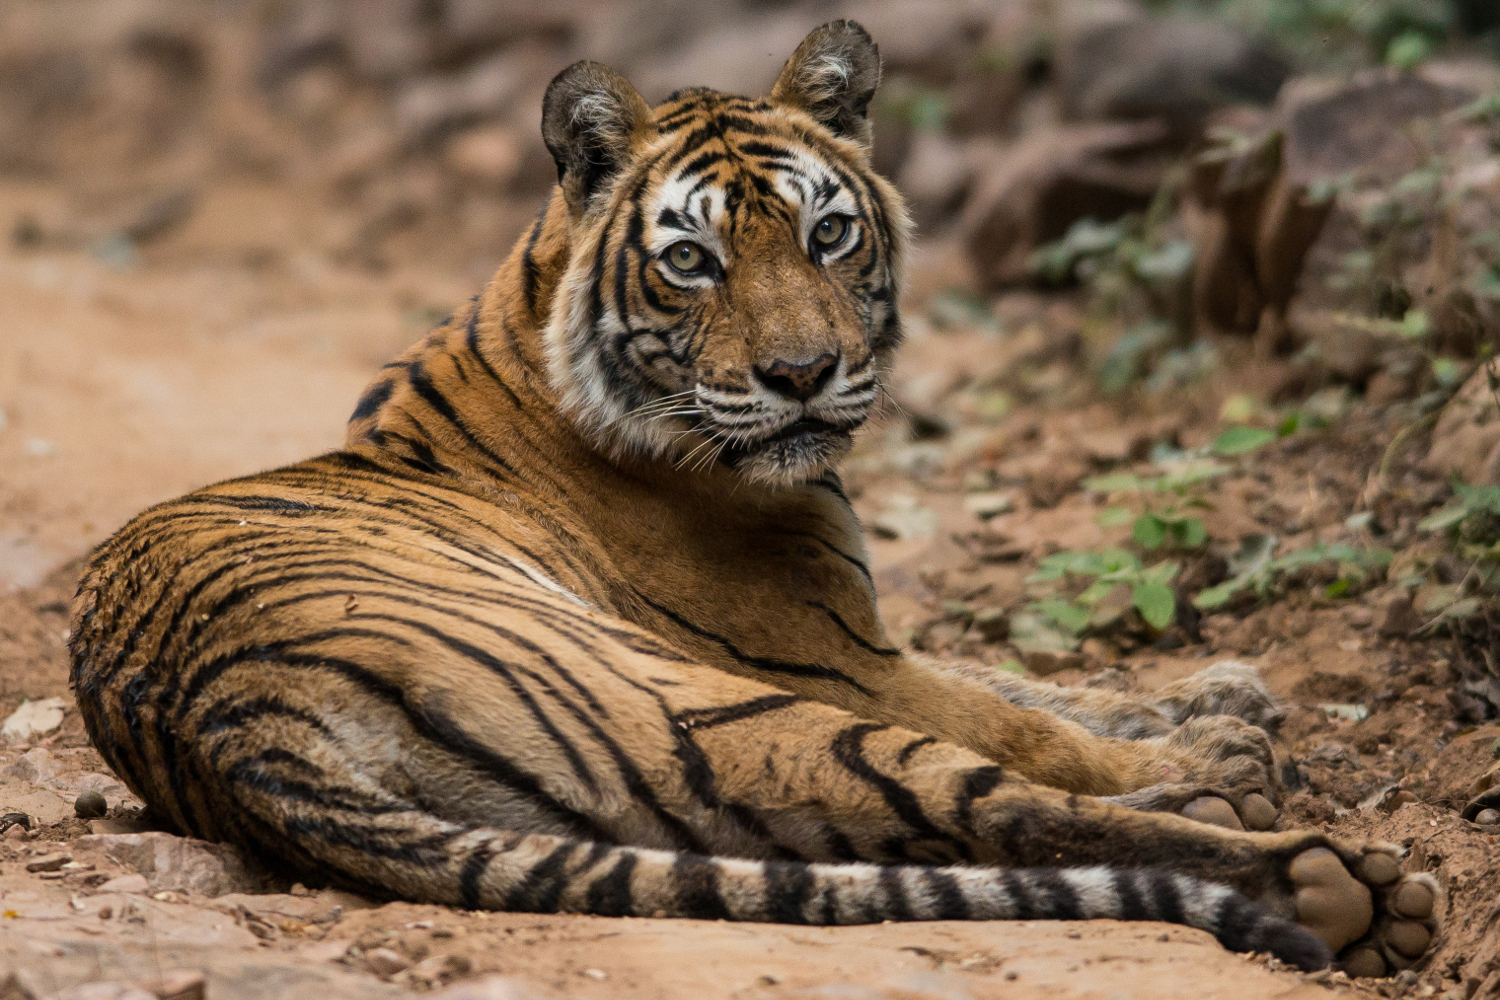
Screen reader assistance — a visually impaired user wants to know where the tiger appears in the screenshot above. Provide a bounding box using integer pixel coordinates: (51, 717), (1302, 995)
(69, 21), (1439, 979)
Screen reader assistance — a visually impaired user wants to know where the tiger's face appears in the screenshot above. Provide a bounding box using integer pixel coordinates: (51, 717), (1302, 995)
(540, 22), (910, 486)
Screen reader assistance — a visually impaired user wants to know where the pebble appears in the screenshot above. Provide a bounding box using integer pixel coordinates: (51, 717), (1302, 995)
(74, 790), (108, 819)
(365, 947), (411, 978)
(1475, 808), (1500, 825)
(153, 969), (208, 1000)
(25, 851), (71, 873)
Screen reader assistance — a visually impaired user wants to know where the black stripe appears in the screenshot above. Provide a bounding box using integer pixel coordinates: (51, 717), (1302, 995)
(636, 590), (871, 696)
(504, 841), (575, 912)
(920, 868), (970, 920)
(807, 602), (899, 657)
(585, 851), (638, 916)
(879, 868), (913, 920)
(460, 842), (497, 910)
(671, 854), (730, 920)
(761, 861), (815, 923)
(830, 723), (970, 862)
(673, 694), (801, 732)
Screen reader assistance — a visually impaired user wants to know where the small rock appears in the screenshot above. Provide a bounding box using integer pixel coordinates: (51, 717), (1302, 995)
(95, 873), (150, 894)
(1345, 605), (1375, 630)
(1023, 650), (1087, 677)
(972, 608), (1010, 643)
(4, 747), (61, 784)
(51, 984), (156, 1000)
(432, 976), (537, 1000)
(75, 790), (108, 819)
(147, 969), (206, 1000)
(4, 825), (28, 841)
(871, 496), (941, 541)
(1280, 70), (1477, 186)
(1376, 594), (1424, 638)
(75, 831), (266, 897)
(365, 947), (411, 978)
(25, 851), (71, 873)
(1475, 808), (1500, 825)
(1, 700), (66, 742)
(406, 954), (473, 987)
(963, 492), (1015, 521)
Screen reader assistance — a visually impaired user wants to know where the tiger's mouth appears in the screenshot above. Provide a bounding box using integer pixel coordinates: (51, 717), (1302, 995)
(719, 415), (863, 484)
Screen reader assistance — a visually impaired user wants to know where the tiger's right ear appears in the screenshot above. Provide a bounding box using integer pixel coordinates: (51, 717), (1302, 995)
(541, 61), (652, 215)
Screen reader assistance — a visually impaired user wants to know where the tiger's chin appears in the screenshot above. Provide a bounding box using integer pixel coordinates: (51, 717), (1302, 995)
(726, 419), (857, 488)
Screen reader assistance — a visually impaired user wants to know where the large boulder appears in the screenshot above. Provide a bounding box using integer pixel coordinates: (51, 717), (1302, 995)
(1278, 69), (1478, 186)
(1056, 6), (1288, 135)
(958, 121), (1168, 290)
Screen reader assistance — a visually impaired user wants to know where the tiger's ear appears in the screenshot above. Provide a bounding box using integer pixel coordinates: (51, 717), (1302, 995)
(771, 20), (881, 148)
(541, 61), (652, 213)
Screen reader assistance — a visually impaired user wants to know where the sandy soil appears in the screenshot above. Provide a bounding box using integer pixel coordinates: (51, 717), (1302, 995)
(2, 122), (1499, 1000)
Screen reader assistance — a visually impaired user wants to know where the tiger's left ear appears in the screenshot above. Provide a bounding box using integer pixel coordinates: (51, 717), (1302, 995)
(771, 20), (881, 149)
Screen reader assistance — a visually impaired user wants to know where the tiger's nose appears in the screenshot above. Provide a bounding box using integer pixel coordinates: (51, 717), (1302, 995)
(755, 352), (838, 402)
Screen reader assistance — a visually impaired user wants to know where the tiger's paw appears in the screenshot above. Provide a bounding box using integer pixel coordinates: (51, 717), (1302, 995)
(1151, 660), (1285, 735)
(1102, 781), (1280, 831)
(1287, 844), (1443, 977)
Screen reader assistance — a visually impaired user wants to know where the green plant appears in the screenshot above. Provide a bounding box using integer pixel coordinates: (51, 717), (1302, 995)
(1028, 548), (1181, 632)
(1194, 537), (1393, 608)
(1086, 428), (1278, 552)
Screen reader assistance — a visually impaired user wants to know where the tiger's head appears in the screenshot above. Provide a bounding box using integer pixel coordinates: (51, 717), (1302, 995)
(539, 20), (910, 487)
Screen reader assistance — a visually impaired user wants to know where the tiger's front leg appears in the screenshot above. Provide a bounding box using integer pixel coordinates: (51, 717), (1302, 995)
(791, 654), (1288, 833)
(930, 658), (1289, 830)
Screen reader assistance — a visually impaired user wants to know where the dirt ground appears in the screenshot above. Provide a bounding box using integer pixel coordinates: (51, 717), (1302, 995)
(4, 2), (1500, 998)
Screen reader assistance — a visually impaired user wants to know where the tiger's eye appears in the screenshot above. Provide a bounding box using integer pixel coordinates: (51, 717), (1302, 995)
(665, 241), (708, 275)
(813, 215), (849, 248)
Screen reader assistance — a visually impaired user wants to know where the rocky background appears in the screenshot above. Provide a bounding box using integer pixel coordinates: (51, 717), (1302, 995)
(5, 1), (1500, 998)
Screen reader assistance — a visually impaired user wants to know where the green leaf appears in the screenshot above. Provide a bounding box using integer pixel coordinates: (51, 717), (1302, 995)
(1133, 514), (1168, 550)
(1140, 560), (1180, 586)
(1193, 581), (1239, 609)
(1084, 473), (1146, 493)
(1212, 426), (1276, 456)
(994, 659), (1027, 675)
(1172, 517), (1208, 548)
(1097, 506), (1135, 527)
(1036, 598), (1091, 635)
(1410, 503), (1458, 536)
(1133, 582), (1177, 630)
(1075, 580), (1119, 606)
(1385, 31), (1432, 72)
(1325, 578), (1352, 599)
(1398, 309), (1430, 340)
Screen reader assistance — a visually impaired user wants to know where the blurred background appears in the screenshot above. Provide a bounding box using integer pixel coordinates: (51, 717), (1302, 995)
(4, 3), (1500, 993)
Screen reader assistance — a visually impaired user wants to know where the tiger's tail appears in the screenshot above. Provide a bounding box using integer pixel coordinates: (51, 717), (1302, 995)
(235, 786), (1331, 971)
